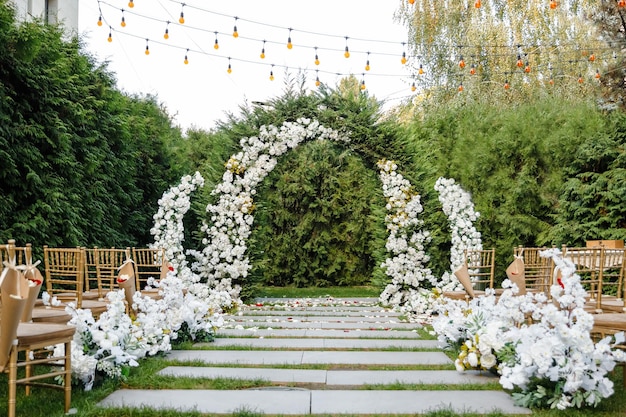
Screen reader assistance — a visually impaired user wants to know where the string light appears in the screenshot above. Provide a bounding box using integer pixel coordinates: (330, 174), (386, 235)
(163, 22), (169, 39)
(589, 52), (596, 62)
(475, 0), (481, 7)
(315, 70), (321, 87)
(260, 40), (266, 59)
(179, 3), (185, 24)
(458, 82), (464, 92)
(344, 37), (350, 58)
(314, 47), (320, 65)
(401, 42), (407, 64)
(418, 64), (425, 75)
(97, 15), (103, 26)
(469, 64), (476, 75)
(619, 0), (626, 7)
(578, 74), (584, 83)
(233, 17), (239, 38)
(145, 39), (149, 55)
(107, 29), (112, 42)
(516, 54), (524, 68)
(550, 0), (558, 9)
(504, 79), (510, 89)
(269, 65), (275, 81)
(365, 52), (370, 71)
(458, 55), (465, 69)
(287, 28), (293, 49)
(524, 62), (531, 73)
(214, 32), (219, 50)
(411, 82), (417, 92)
(227, 57), (232, 74)
(595, 69), (601, 79)
(408, 0), (415, 4)
(120, 10), (126, 27)
(360, 74), (366, 91)
(184, 48), (189, 64)
(128, 1), (134, 8)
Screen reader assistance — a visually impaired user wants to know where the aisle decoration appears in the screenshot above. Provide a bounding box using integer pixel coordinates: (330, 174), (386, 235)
(377, 159), (437, 319)
(432, 249), (626, 410)
(434, 177), (482, 291)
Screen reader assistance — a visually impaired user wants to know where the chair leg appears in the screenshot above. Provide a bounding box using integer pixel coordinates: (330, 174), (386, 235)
(25, 348), (31, 396)
(64, 340), (72, 413)
(8, 344), (17, 417)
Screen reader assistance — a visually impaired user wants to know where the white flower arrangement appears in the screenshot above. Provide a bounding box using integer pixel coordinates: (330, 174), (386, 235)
(191, 119), (348, 298)
(434, 177), (482, 291)
(432, 249), (626, 410)
(377, 159), (438, 319)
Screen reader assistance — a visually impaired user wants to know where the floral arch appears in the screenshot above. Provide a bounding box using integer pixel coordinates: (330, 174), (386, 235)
(152, 118), (482, 313)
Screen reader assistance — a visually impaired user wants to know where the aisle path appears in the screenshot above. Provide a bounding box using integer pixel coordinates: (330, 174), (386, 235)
(98, 297), (531, 415)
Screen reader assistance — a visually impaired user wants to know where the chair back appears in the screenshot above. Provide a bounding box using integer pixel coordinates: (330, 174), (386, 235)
(562, 245), (604, 307)
(464, 248), (495, 291)
(598, 248), (626, 308)
(95, 247), (132, 293)
(82, 247), (98, 296)
(513, 246), (554, 294)
(43, 246), (85, 307)
(131, 247), (167, 290)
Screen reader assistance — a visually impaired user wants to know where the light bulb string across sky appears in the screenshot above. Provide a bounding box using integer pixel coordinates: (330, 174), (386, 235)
(95, 0), (621, 90)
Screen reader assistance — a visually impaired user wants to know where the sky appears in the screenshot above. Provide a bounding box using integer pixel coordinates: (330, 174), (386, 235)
(78, 1), (413, 131)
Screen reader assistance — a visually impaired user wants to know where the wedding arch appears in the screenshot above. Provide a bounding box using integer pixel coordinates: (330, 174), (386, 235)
(151, 118), (482, 309)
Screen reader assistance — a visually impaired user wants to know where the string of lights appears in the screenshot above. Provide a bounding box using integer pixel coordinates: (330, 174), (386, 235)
(95, 0), (624, 93)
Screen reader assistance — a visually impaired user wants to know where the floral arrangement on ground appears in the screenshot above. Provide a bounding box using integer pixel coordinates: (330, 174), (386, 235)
(432, 248), (626, 410)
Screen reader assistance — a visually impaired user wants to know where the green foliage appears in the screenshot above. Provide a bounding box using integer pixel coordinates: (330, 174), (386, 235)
(251, 140), (386, 287)
(0, 4), (180, 252)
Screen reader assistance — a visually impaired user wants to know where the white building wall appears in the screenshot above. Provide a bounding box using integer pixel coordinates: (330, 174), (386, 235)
(10, 0), (78, 34)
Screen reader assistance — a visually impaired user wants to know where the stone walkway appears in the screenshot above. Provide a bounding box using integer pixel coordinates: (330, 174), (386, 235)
(98, 297), (531, 415)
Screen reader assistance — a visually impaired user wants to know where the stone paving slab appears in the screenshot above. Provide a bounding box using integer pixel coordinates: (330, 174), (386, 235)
(223, 320), (417, 330)
(227, 315), (405, 323)
(167, 350), (451, 365)
(98, 389), (531, 415)
(310, 390), (531, 415)
(238, 310), (402, 317)
(255, 297), (381, 304)
(158, 367), (497, 386)
(217, 328), (422, 338)
(247, 305), (389, 312)
(207, 337), (440, 349)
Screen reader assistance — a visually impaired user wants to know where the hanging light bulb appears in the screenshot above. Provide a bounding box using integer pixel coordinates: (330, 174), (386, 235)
(120, 11), (126, 27)
(287, 28), (293, 49)
(179, 5), (185, 24)
(145, 39), (149, 55)
(516, 54), (523, 68)
(411, 82), (417, 92)
(233, 17), (239, 38)
(184, 49), (189, 65)
(408, 0), (415, 4)
(128, 1), (134, 7)
(524, 62), (531, 73)
(344, 37), (350, 58)
(269, 71), (274, 81)
(365, 52), (370, 71)
(97, 15), (103, 26)
(227, 58), (232, 74)
(214, 32), (219, 50)
(314, 47), (320, 65)
(401, 52), (407, 65)
(578, 74), (584, 83)
(504, 79), (510, 90)
(260, 41), (266, 59)
(589, 53), (596, 62)
(360, 79), (366, 91)
(550, 0), (557, 9)
(549, 78), (554, 86)
(107, 30), (112, 42)
(315, 77), (321, 87)
(475, 0), (481, 7)
(458, 83), (464, 92)
(164, 27), (169, 39)
(595, 70), (601, 79)
(469, 64), (476, 75)
(619, 0), (626, 7)
(418, 64), (424, 75)
(458, 55), (465, 69)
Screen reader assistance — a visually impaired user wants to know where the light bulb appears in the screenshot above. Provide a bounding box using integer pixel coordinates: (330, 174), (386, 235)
(164, 28), (169, 39)
(287, 37), (292, 49)
(344, 46), (350, 58)
(589, 53), (596, 62)
(504, 80), (510, 90)
(145, 45), (149, 55)
(475, 0), (481, 7)
(549, 78), (554, 85)
(578, 75), (583, 83)
(459, 57), (465, 69)
(418, 64), (424, 75)
(360, 80), (366, 90)
(260, 49), (265, 59)
(516, 55), (523, 68)
(107, 32), (112, 42)
(524, 63), (531, 73)
(550, 0), (557, 9)
(401, 52), (407, 65)
(469, 65), (476, 75)
(458, 83), (464, 92)
(233, 26), (238, 38)
(315, 77), (321, 87)
(179, 12), (184, 24)
(227, 64), (232, 74)
(411, 83), (416, 92)
(128, 1), (134, 8)
(620, 0), (626, 7)
(214, 39), (219, 50)
(97, 16), (103, 26)
(315, 55), (320, 65)
(365, 61), (370, 71)
(121, 17), (126, 27)
(184, 55), (188, 65)
(595, 70), (601, 79)
(408, 0), (415, 4)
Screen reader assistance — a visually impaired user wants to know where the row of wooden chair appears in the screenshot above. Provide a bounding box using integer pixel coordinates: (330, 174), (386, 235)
(0, 240), (75, 417)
